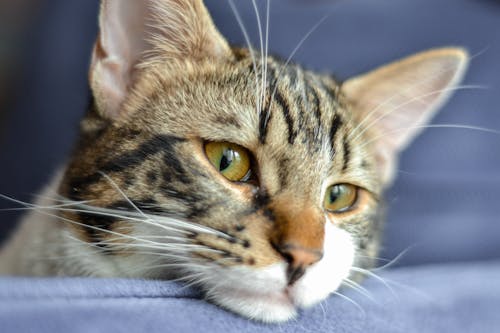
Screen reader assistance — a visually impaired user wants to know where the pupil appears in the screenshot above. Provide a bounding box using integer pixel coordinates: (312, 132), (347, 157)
(330, 186), (341, 203)
(219, 149), (234, 171)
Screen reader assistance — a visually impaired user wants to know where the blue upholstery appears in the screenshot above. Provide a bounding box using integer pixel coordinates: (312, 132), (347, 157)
(1, 261), (499, 332)
(0, 0), (499, 331)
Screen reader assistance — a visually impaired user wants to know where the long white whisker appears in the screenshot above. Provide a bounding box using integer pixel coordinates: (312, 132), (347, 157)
(351, 85), (487, 143)
(264, 13), (330, 129)
(360, 123), (500, 150)
(263, 0), (270, 114)
(350, 266), (397, 299)
(99, 171), (149, 220)
(148, 213), (237, 240)
(227, 0), (261, 116)
(348, 47), (488, 141)
(342, 278), (377, 304)
(0, 196), (198, 252)
(18, 202), (193, 237)
(65, 235), (199, 263)
(104, 234), (188, 242)
(332, 290), (366, 317)
(372, 245), (416, 271)
(88, 241), (224, 254)
(355, 254), (392, 263)
(0, 194), (86, 211)
(2, 192), (238, 242)
(251, 0), (265, 115)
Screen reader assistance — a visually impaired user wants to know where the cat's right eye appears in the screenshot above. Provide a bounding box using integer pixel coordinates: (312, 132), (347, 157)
(205, 142), (252, 182)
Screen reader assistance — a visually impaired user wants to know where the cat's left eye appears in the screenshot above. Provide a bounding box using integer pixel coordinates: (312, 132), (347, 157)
(205, 142), (252, 182)
(324, 184), (358, 213)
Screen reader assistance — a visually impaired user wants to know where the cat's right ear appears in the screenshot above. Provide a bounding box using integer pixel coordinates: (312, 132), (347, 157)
(89, 0), (232, 119)
(343, 48), (468, 186)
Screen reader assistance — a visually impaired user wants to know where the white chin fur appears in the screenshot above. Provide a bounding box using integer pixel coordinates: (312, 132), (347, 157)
(202, 223), (355, 323)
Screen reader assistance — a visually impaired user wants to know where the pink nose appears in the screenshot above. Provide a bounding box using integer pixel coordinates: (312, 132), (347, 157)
(273, 243), (324, 285)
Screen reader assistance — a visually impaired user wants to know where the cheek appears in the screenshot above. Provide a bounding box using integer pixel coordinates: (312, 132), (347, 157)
(290, 222), (355, 308)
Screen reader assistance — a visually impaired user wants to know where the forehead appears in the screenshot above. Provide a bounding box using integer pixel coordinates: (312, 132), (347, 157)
(128, 56), (379, 193)
(134, 57), (343, 142)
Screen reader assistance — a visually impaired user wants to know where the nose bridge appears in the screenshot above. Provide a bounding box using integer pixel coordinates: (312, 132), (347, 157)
(273, 203), (325, 250)
(270, 199), (325, 285)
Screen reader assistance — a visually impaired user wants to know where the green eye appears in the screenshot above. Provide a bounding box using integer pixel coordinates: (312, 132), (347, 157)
(324, 184), (358, 213)
(205, 142), (251, 182)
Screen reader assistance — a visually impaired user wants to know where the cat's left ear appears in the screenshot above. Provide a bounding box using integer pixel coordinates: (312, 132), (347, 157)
(90, 0), (232, 119)
(342, 48), (469, 186)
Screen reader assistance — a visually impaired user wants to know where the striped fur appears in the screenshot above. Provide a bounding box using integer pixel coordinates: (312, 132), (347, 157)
(0, 0), (468, 323)
(60, 51), (382, 269)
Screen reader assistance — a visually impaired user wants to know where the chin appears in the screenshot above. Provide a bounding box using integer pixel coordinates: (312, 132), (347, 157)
(201, 224), (355, 323)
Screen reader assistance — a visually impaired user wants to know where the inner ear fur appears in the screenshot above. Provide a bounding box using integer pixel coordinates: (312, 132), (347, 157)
(343, 47), (469, 186)
(89, 0), (232, 120)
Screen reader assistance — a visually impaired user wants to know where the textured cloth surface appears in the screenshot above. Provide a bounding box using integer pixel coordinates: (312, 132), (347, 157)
(1, 261), (499, 333)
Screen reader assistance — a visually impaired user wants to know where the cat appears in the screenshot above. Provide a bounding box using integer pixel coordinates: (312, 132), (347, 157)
(0, 0), (468, 323)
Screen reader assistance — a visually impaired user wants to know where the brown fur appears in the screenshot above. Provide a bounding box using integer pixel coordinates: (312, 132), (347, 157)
(0, 0), (468, 322)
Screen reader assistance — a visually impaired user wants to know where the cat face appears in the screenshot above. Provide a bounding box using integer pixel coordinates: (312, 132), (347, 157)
(58, 0), (468, 322)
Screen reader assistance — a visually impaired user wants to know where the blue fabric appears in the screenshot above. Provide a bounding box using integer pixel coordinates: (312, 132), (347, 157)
(0, 0), (499, 332)
(1, 261), (499, 332)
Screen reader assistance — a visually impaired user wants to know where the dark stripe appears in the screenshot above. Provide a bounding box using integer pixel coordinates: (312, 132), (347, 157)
(310, 85), (322, 131)
(103, 135), (183, 174)
(253, 188), (271, 207)
(258, 64), (279, 144)
(294, 70), (307, 137)
(342, 135), (351, 172)
(77, 213), (116, 254)
(259, 109), (272, 144)
(329, 115), (343, 155)
(68, 135), (184, 199)
(285, 65), (299, 88)
(275, 90), (297, 144)
(147, 171), (158, 184)
(215, 115), (241, 129)
(162, 150), (191, 185)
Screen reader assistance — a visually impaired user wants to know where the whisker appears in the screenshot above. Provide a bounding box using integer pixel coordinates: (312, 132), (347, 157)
(360, 123), (500, 150)
(179, 274), (216, 291)
(103, 234), (188, 242)
(250, 0), (265, 115)
(13, 202), (193, 237)
(342, 278), (377, 304)
(348, 47), (488, 141)
(86, 241), (224, 254)
(262, 0), (271, 118)
(2, 191), (239, 245)
(355, 254), (392, 263)
(0, 198), (188, 251)
(99, 172), (149, 219)
(351, 85), (487, 143)
(332, 290), (366, 317)
(350, 266), (398, 299)
(0, 194), (87, 211)
(264, 13), (330, 130)
(264, 0), (270, 91)
(227, 0), (261, 117)
(371, 245), (416, 271)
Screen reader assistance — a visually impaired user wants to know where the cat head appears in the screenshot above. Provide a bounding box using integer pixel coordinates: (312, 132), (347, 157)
(59, 0), (468, 322)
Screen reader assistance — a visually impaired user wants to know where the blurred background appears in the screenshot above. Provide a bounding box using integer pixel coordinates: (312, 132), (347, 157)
(0, 0), (499, 267)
